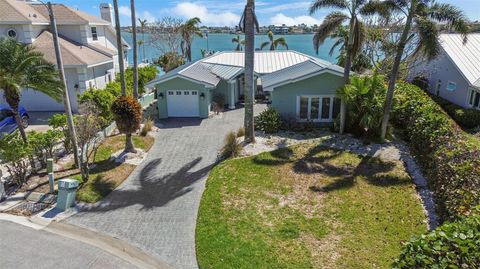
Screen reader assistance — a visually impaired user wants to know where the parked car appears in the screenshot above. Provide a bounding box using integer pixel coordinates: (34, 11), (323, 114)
(0, 106), (29, 138)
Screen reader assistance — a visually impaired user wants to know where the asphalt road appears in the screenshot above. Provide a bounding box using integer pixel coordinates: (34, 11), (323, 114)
(0, 220), (135, 269)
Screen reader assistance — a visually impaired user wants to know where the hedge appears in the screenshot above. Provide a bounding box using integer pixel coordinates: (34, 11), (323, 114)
(393, 83), (480, 221)
(393, 213), (480, 268)
(430, 95), (480, 129)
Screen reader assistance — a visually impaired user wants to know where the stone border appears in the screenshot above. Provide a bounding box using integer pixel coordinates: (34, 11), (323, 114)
(241, 131), (439, 230)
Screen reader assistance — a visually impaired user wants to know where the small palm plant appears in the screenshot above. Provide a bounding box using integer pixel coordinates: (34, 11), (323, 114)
(260, 31), (288, 50)
(232, 35), (245, 51)
(180, 17), (203, 62)
(111, 96), (143, 153)
(0, 38), (63, 143)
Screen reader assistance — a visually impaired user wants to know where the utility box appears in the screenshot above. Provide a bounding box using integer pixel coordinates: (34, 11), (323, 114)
(56, 179), (79, 211)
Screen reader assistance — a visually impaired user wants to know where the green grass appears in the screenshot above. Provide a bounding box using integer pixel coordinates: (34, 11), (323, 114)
(73, 134), (154, 203)
(196, 144), (427, 269)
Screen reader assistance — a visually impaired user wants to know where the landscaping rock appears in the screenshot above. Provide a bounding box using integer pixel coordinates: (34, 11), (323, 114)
(111, 149), (147, 166)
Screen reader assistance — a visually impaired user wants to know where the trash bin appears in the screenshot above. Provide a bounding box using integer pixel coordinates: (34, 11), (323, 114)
(56, 179), (79, 211)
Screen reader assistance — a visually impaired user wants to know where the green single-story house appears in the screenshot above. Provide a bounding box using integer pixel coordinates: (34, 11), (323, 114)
(145, 51), (345, 123)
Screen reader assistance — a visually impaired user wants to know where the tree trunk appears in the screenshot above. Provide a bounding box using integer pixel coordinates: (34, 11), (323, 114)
(142, 31), (146, 62)
(380, 3), (416, 141)
(125, 133), (137, 153)
(130, 0), (139, 98)
(47, 2), (81, 169)
(244, 0), (255, 143)
(113, 0), (127, 95)
(340, 17), (355, 135)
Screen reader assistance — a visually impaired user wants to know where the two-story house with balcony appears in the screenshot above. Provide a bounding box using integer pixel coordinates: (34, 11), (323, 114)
(0, 0), (129, 112)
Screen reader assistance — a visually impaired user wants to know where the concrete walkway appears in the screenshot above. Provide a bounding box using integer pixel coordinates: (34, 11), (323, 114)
(65, 106), (264, 269)
(0, 220), (133, 269)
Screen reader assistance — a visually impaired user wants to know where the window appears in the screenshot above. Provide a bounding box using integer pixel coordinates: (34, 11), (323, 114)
(192, 91), (198, 95)
(168, 91), (174, 95)
(176, 91), (182, 95)
(91, 27), (98, 41)
(184, 91), (190, 95)
(446, 81), (457, 91)
(469, 89), (480, 109)
(7, 29), (17, 39)
(297, 95), (338, 122)
(435, 80), (442, 96)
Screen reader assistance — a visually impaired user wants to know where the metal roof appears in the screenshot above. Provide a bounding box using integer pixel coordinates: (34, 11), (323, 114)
(201, 63), (243, 80)
(440, 34), (480, 87)
(181, 62), (220, 86)
(202, 51), (311, 74)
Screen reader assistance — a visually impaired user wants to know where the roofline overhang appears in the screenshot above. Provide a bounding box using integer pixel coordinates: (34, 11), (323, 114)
(62, 59), (113, 69)
(263, 68), (344, 92)
(145, 73), (217, 89)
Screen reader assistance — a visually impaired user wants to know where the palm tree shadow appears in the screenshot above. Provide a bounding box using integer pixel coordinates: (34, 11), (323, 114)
(80, 157), (212, 213)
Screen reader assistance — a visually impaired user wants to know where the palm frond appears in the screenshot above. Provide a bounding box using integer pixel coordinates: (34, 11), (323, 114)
(309, 0), (348, 15)
(413, 17), (441, 61)
(351, 19), (366, 58)
(274, 37), (288, 50)
(360, 0), (398, 17)
(329, 39), (345, 56)
(428, 2), (469, 42)
(260, 41), (270, 50)
(313, 11), (349, 54)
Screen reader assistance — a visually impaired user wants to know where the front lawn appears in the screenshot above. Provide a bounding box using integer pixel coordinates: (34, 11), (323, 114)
(196, 144), (427, 269)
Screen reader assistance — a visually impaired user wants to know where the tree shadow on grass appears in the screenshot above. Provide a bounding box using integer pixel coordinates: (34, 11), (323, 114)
(79, 157), (212, 212)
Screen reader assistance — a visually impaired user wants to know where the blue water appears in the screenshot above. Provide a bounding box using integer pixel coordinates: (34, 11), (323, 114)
(122, 32), (340, 65)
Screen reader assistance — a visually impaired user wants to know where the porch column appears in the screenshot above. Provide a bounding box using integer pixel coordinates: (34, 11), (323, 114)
(228, 80), (236, 109)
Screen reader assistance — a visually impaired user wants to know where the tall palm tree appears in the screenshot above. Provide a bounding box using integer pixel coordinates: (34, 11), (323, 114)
(232, 35), (245, 51)
(260, 31), (288, 50)
(310, 0), (374, 135)
(113, 0), (126, 96)
(0, 38), (63, 143)
(328, 25), (349, 56)
(180, 17), (203, 62)
(365, 0), (469, 140)
(138, 18), (148, 62)
(329, 25), (371, 72)
(239, 0), (259, 143)
(130, 0), (139, 98)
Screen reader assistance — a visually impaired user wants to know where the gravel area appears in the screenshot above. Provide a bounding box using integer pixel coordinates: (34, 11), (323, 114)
(242, 130), (439, 229)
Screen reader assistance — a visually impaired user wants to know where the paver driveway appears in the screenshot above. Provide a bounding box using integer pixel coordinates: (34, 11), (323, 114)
(66, 105), (264, 269)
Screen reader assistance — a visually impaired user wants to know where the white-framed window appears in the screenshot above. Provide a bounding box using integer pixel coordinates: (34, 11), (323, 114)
(168, 91), (174, 95)
(176, 91), (182, 95)
(184, 91), (190, 95)
(91, 27), (98, 41)
(296, 95), (340, 122)
(7, 29), (17, 39)
(192, 91), (198, 95)
(446, 81), (457, 92)
(468, 89), (480, 109)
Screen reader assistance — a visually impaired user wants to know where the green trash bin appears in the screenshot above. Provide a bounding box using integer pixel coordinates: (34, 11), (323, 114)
(56, 179), (79, 211)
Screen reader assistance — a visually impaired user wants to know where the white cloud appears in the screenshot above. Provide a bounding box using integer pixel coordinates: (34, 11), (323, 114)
(270, 13), (322, 26)
(172, 2), (240, 26)
(258, 2), (311, 13)
(138, 11), (156, 23)
(118, 6), (131, 17)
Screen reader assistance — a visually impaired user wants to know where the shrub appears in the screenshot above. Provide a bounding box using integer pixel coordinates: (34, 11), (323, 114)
(140, 118), (154, 136)
(111, 96), (143, 135)
(236, 127), (245, 138)
(48, 114), (71, 153)
(213, 94), (225, 110)
(254, 107), (282, 133)
(393, 83), (480, 220)
(154, 52), (185, 72)
(280, 115), (317, 132)
(79, 88), (116, 124)
(28, 130), (63, 168)
(393, 213), (480, 268)
(124, 66), (159, 95)
(431, 95), (480, 129)
(220, 131), (242, 158)
(0, 133), (31, 186)
(104, 81), (122, 97)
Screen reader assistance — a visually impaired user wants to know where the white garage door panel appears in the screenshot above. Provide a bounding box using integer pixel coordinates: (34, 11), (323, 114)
(167, 90), (200, 117)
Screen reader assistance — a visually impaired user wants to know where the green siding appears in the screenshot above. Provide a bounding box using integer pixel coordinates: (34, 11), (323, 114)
(155, 77), (210, 118)
(270, 72), (344, 117)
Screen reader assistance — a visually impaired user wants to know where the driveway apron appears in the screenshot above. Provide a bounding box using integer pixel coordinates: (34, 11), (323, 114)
(65, 106), (263, 269)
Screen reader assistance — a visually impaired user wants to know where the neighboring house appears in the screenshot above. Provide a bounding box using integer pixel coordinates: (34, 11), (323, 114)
(146, 50), (345, 123)
(0, 0), (129, 112)
(409, 33), (480, 109)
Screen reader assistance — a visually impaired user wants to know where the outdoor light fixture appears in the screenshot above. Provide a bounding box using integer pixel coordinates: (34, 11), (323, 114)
(200, 92), (205, 99)
(159, 92), (164, 99)
(74, 84), (79, 90)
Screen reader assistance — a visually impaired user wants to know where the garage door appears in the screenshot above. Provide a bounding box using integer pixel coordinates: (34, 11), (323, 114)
(167, 90), (200, 117)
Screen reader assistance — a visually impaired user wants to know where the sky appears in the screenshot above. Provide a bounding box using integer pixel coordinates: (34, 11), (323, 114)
(54, 0), (480, 27)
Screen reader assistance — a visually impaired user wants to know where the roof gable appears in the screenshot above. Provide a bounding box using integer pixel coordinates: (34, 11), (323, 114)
(440, 34), (480, 87)
(29, 3), (111, 25)
(0, 0), (48, 24)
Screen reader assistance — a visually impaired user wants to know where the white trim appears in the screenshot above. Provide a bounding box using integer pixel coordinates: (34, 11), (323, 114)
(147, 74), (216, 88)
(296, 94), (337, 123)
(263, 69), (343, 92)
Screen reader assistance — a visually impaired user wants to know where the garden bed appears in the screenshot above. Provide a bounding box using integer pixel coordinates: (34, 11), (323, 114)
(196, 144), (427, 269)
(20, 134), (154, 204)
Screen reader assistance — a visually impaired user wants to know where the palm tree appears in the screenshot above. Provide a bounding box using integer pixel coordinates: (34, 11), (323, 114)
(232, 35), (245, 51)
(113, 0), (126, 96)
(328, 25), (349, 56)
(310, 0), (375, 135)
(329, 26), (371, 72)
(130, 0), (139, 98)
(138, 19), (148, 62)
(0, 38), (63, 143)
(180, 17), (203, 62)
(239, 0), (259, 143)
(365, 0), (469, 140)
(260, 31), (288, 50)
